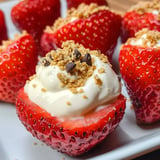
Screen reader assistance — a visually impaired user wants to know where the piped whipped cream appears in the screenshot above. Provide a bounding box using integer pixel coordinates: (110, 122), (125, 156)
(24, 41), (121, 117)
(127, 29), (160, 48)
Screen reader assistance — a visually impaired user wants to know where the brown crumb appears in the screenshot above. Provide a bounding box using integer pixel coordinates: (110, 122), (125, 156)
(41, 88), (47, 92)
(98, 68), (105, 74)
(127, 28), (160, 47)
(94, 75), (103, 86)
(83, 95), (88, 99)
(79, 88), (84, 93)
(66, 101), (71, 105)
(129, 0), (160, 17)
(45, 3), (109, 32)
(42, 41), (109, 94)
(32, 84), (36, 88)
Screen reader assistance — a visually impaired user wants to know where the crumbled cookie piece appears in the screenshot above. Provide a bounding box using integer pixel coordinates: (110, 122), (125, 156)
(127, 28), (160, 47)
(66, 101), (71, 106)
(94, 74), (103, 86)
(40, 40), (108, 93)
(32, 84), (37, 88)
(130, 0), (160, 17)
(41, 88), (47, 92)
(45, 3), (109, 32)
(98, 68), (105, 74)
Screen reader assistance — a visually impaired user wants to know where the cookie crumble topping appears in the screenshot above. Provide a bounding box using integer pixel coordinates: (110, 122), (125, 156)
(130, 0), (160, 17)
(40, 41), (108, 93)
(45, 3), (110, 32)
(127, 29), (160, 47)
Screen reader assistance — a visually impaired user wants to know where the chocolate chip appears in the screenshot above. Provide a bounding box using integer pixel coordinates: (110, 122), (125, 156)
(81, 53), (92, 66)
(73, 49), (81, 60)
(66, 62), (76, 73)
(48, 54), (54, 60)
(42, 59), (50, 66)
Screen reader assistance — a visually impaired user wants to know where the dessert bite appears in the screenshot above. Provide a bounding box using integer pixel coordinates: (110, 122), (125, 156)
(0, 10), (8, 44)
(66, 0), (108, 9)
(119, 29), (160, 124)
(16, 41), (126, 156)
(0, 31), (38, 103)
(11, 0), (60, 56)
(121, 0), (160, 43)
(41, 3), (122, 61)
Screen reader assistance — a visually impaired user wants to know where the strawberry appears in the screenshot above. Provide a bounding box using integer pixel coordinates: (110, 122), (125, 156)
(0, 32), (37, 103)
(119, 29), (160, 124)
(16, 88), (126, 156)
(66, 0), (108, 9)
(121, 0), (160, 43)
(41, 3), (121, 60)
(11, 0), (60, 56)
(0, 10), (8, 44)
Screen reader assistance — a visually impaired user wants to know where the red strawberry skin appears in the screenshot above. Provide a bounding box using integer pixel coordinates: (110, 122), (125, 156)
(0, 10), (8, 44)
(121, 11), (160, 43)
(119, 45), (160, 124)
(11, 0), (60, 56)
(67, 0), (108, 9)
(41, 10), (122, 60)
(16, 88), (126, 156)
(0, 34), (37, 103)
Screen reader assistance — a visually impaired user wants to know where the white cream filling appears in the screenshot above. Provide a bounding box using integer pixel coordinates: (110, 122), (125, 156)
(24, 55), (121, 117)
(129, 33), (160, 47)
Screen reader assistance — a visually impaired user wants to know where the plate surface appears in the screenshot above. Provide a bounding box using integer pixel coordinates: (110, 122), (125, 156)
(0, 1), (160, 160)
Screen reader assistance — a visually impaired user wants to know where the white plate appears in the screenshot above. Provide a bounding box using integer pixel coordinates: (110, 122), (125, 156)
(0, 1), (160, 160)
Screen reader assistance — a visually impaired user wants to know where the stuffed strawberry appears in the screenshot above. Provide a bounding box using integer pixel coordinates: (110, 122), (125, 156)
(119, 29), (160, 124)
(41, 3), (122, 60)
(121, 0), (160, 43)
(0, 32), (37, 103)
(11, 0), (60, 56)
(67, 0), (108, 9)
(16, 41), (126, 156)
(0, 10), (8, 44)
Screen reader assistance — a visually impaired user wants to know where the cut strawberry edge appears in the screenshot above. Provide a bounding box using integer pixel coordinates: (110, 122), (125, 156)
(16, 88), (126, 156)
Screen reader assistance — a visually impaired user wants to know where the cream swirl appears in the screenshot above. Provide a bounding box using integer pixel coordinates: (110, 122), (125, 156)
(24, 41), (121, 117)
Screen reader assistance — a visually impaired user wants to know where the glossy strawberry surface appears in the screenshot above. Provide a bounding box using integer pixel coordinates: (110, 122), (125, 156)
(11, 0), (60, 56)
(121, 11), (160, 43)
(16, 88), (126, 156)
(0, 10), (8, 44)
(119, 44), (160, 124)
(0, 34), (37, 103)
(41, 9), (122, 60)
(66, 0), (108, 9)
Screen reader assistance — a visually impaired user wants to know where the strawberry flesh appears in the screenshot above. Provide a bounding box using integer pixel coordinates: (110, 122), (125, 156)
(16, 88), (126, 156)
